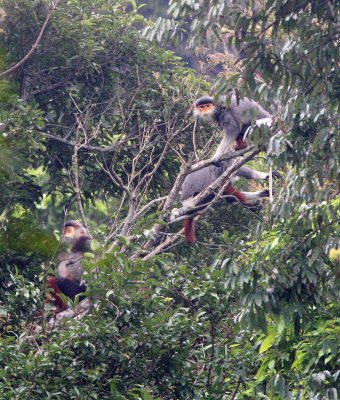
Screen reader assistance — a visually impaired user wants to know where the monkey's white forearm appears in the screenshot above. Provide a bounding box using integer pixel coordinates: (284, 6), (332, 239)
(213, 135), (235, 159)
(236, 166), (268, 180)
(241, 190), (269, 200)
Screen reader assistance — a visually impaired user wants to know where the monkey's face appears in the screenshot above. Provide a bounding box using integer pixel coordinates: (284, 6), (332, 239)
(63, 224), (87, 241)
(193, 102), (215, 120)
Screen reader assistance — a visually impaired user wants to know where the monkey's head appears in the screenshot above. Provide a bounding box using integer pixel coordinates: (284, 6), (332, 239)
(193, 96), (216, 120)
(63, 220), (88, 241)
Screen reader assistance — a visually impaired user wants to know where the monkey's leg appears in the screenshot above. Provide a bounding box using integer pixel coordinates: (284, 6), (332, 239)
(181, 195), (214, 244)
(58, 278), (87, 300)
(224, 184), (249, 203)
(236, 166), (282, 181)
(235, 136), (247, 150)
(224, 185), (269, 208)
(183, 219), (196, 244)
(47, 277), (68, 312)
(240, 189), (270, 200)
(212, 135), (236, 160)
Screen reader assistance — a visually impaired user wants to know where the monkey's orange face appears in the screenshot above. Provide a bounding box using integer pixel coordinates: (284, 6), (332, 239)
(194, 103), (215, 119)
(64, 225), (81, 240)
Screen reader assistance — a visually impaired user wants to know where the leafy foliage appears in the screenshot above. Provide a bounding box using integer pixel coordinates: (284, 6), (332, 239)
(0, 0), (338, 399)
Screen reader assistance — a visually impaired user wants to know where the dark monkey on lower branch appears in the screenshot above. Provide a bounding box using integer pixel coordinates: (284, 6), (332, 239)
(47, 220), (91, 312)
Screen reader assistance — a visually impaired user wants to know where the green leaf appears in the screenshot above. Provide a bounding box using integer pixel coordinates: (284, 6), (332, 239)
(259, 327), (276, 354)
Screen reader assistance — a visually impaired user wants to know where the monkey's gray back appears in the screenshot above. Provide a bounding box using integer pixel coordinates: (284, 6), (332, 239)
(231, 95), (270, 118)
(218, 95), (271, 136)
(180, 165), (222, 201)
(180, 159), (261, 202)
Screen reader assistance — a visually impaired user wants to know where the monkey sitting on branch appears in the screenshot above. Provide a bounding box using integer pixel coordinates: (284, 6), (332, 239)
(179, 157), (280, 243)
(193, 94), (272, 158)
(176, 94), (278, 244)
(47, 220), (91, 313)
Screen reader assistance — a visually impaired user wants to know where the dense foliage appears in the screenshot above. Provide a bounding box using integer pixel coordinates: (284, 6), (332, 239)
(0, 0), (338, 399)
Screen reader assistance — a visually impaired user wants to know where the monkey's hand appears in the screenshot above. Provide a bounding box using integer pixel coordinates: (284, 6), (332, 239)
(170, 208), (180, 221)
(212, 160), (223, 167)
(271, 170), (283, 180)
(211, 156), (224, 167)
(265, 170), (282, 180)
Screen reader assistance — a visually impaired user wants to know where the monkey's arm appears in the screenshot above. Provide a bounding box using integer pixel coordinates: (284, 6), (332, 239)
(58, 255), (84, 280)
(235, 166), (282, 180)
(58, 236), (91, 280)
(236, 166), (281, 180)
(213, 111), (241, 159)
(236, 166), (268, 180)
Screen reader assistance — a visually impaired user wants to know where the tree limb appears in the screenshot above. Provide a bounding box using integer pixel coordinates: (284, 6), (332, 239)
(0, 0), (60, 77)
(42, 132), (129, 153)
(137, 148), (260, 258)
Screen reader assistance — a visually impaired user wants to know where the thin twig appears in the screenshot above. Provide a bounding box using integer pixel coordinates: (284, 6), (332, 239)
(41, 132), (132, 153)
(142, 229), (184, 260)
(134, 196), (168, 220)
(269, 166), (273, 203)
(192, 118), (199, 161)
(231, 376), (242, 400)
(0, 0), (60, 77)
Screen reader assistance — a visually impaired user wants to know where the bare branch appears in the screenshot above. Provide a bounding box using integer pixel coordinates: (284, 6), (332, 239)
(142, 229), (185, 260)
(0, 0), (60, 77)
(42, 132), (126, 153)
(97, 157), (130, 196)
(192, 118), (199, 161)
(134, 196), (168, 220)
(136, 138), (170, 190)
(189, 145), (255, 175)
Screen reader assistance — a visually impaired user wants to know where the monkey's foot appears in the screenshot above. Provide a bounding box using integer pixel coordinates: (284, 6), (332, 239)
(271, 170), (283, 180)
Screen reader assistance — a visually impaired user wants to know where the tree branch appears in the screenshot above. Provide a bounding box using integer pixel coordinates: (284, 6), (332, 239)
(188, 145), (255, 175)
(0, 0), (60, 77)
(72, 134), (88, 229)
(142, 229), (185, 260)
(133, 196), (168, 220)
(136, 148), (260, 259)
(42, 132), (129, 153)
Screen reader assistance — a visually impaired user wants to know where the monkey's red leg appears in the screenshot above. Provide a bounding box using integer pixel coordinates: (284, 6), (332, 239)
(235, 137), (247, 150)
(47, 277), (68, 312)
(224, 184), (248, 204)
(183, 218), (195, 244)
